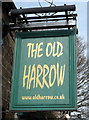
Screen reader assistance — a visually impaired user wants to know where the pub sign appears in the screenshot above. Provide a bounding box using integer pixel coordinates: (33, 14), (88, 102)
(10, 29), (77, 111)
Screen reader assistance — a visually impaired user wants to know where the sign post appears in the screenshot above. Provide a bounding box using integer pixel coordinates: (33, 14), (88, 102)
(10, 29), (77, 111)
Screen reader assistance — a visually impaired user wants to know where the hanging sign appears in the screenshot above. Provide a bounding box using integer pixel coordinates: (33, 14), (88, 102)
(10, 30), (77, 111)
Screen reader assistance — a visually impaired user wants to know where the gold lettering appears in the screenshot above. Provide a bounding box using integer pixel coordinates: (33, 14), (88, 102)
(38, 42), (43, 58)
(49, 65), (56, 87)
(36, 64), (43, 88)
(46, 43), (52, 57)
(57, 41), (63, 57)
(42, 64), (49, 88)
(22, 63), (66, 90)
(23, 65), (31, 88)
(27, 43), (33, 58)
(27, 42), (43, 59)
(31, 43), (38, 59)
(27, 64), (36, 89)
(57, 63), (65, 86)
(53, 42), (58, 57)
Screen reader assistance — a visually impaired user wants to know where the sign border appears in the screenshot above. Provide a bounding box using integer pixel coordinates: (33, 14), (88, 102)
(10, 29), (77, 111)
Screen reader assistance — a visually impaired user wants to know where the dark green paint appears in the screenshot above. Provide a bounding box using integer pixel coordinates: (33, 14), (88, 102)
(10, 29), (77, 111)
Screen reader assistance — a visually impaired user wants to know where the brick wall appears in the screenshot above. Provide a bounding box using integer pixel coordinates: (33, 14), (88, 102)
(2, 2), (16, 119)
(2, 33), (15, 119)
(0, 2), (2, 119)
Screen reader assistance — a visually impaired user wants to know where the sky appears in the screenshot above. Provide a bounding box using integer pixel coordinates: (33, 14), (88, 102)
(13, 1), (87, 43)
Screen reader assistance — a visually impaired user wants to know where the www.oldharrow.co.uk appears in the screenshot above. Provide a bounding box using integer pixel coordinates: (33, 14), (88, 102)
(22, 94), (65, 100)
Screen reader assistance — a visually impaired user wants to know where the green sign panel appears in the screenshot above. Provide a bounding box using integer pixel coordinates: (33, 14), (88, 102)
(10, 30), (77, 111)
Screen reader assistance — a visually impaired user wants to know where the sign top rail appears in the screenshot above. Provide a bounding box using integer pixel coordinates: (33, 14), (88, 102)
(9, 5), (76, 16)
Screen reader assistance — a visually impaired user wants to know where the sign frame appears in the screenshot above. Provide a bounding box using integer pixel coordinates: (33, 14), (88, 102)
(10, 29), (77, 111)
